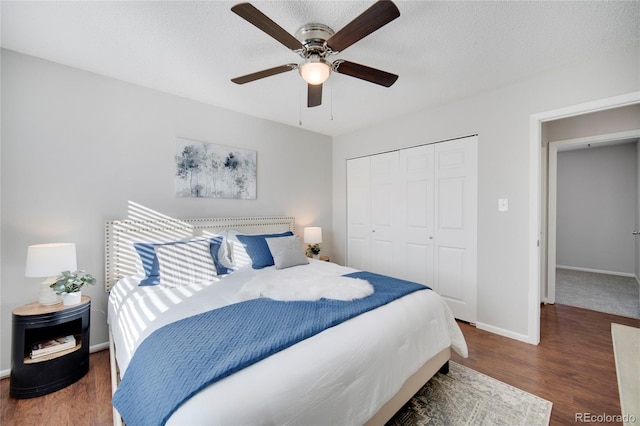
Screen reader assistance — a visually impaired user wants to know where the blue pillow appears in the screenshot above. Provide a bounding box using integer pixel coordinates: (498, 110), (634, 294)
(236, 231), (294, 269)
(134, 237), (229, 286)
(134, 242), (163, 286)
(209, 236), (232, 276)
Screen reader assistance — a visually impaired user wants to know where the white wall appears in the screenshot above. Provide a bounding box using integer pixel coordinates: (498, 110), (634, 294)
(332, 46), (640, 341)
(0, 49), (333, 373)
(543, 104), (640, 142)
(556, 143), (637, 275)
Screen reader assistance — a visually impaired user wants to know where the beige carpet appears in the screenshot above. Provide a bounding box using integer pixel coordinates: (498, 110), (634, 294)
(387, 361), (552, 426)
(556, 268), (639, 319)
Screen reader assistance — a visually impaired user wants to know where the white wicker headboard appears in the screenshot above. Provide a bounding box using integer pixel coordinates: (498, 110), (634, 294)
(104, 216), (295, 291)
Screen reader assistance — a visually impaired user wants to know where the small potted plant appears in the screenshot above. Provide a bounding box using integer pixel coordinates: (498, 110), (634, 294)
(50, 270), (96, 306)
(306, 243), (321, 259)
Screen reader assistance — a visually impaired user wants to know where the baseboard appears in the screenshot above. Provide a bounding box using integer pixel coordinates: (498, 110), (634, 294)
(557, 265), (635, 278)
(0, 342), (110, 379)
(91, 342), (110, 352)
(476, 322), (537, 345)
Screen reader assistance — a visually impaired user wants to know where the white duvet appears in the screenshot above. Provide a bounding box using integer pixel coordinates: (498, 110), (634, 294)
(108, 260), (468, 425)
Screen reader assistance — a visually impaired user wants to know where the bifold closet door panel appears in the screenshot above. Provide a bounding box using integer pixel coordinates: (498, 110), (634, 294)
(398, 145), (435, 287)
(347, 156), (372, 271)
(370, 151), (403, 279)
(433, 136), (478, 322)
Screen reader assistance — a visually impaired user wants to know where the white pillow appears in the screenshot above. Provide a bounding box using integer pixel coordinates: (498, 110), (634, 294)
(219, 230), (252, 270)
(266, 235), (309, 270)
(155, 239), (216, 287)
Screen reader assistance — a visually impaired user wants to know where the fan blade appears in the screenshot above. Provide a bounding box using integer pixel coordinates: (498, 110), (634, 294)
(231, 64), (297, 84)
(308, 84), (323, 107)
(326, 0), (400, 53)
(334, 60), (398, 87)
(231, 3), (303, 51)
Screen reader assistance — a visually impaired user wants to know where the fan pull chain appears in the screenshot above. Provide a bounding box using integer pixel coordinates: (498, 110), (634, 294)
(330, 85), (334, 121)
(299, 84), (303, 126)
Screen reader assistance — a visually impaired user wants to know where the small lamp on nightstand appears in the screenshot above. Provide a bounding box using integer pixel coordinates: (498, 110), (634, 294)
(25, 243), (77, 306)
(303, 227), (322, 258)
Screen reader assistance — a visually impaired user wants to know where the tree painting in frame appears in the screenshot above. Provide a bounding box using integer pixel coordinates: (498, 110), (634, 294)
(175, 138), (257, 199)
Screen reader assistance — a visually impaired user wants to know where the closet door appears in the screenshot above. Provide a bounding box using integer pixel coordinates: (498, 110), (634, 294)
(346, 136), (477, 323)
(347, 151), (402, 276)
(370, 151), (402, 278)
(433, 136), (478, 322)
(398, 145), (435, 285)
(347, 156), (371, 271)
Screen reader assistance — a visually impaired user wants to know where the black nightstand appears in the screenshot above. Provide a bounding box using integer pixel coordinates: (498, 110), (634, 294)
(10, 296), (90, 398)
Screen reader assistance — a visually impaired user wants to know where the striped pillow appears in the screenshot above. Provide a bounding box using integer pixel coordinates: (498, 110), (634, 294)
(155, 239), (216, 287)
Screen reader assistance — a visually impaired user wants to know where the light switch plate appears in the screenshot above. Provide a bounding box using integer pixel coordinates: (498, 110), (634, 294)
(498, 198), (509, 212)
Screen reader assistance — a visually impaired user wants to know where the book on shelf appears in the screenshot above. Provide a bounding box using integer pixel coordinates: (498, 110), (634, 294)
(30, 335), (76, 359)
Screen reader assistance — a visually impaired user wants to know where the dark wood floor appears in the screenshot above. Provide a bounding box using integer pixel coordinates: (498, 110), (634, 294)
(2, 304), (638, 425)
(1, 349), (112, 426)
(452, 304), (639, 425)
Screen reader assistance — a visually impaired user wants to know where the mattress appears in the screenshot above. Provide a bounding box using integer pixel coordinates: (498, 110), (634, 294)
(108, 259), (468, 425)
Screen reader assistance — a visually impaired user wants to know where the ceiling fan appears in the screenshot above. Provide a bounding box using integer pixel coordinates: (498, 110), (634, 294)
(230, 0), (400, 108)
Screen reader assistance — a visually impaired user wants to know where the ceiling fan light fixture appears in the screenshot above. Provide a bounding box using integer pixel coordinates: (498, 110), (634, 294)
(231, 1), (401, 106)
(299, 57), (331, 85)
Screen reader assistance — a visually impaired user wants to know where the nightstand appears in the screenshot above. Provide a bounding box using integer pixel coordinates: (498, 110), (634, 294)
(10, 296), (90, 398)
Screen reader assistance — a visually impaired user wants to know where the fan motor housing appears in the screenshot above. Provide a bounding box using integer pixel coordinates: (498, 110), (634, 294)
(295, 23), (335, 56)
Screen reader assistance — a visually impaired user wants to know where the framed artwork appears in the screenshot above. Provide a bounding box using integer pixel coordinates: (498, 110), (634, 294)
(175, 138), (257, 199)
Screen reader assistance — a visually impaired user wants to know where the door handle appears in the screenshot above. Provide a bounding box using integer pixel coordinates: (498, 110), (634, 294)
(633, 231), (640, 235)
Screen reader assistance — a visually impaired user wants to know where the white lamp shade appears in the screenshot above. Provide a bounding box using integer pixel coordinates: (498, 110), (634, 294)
(303, 227), (323, 244)
(299, 58), (331, 85)
(25, 243), (77, 277)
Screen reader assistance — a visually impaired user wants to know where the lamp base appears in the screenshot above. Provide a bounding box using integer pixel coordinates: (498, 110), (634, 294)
(38, 280), (61, 306)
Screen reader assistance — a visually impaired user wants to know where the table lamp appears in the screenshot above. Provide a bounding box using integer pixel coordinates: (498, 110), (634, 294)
(25, 243), (77, 306)
(303, 227), (323, 258)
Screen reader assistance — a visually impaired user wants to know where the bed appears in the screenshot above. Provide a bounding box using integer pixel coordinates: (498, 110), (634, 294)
(106, 216), (468, 426)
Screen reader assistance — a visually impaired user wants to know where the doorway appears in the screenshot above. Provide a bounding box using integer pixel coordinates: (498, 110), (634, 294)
(528, 91), (640, 344)
(545, 130), (640, 301)
(549, 138), (640, 318)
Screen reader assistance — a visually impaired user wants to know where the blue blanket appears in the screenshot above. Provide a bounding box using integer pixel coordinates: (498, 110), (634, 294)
(112, 271), (429, 426)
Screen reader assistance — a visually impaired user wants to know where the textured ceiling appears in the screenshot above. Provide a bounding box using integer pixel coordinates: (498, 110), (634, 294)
(2, 1), (639, 136)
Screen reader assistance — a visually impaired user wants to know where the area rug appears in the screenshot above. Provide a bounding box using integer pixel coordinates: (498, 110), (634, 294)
(387, 361), (552, 426)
